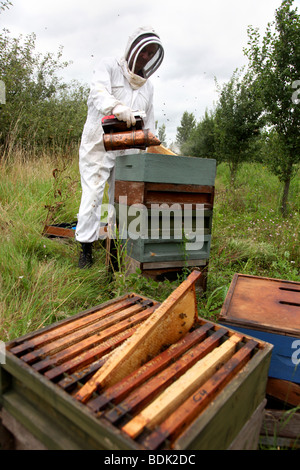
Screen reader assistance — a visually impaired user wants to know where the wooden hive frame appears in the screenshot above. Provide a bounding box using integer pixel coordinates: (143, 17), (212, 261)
(1, 272), (273, 450)
(75, 270), (202, 402)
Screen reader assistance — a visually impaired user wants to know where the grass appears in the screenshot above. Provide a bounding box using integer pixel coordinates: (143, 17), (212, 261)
(0, 151), (299, 449)
(0, 154), (299, 340)
(260, 406), (300, 450)
(200, 162), (299, 321)
(0, 152), (111, 340)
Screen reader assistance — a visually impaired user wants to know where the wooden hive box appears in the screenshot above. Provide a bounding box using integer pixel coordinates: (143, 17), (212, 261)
(43, 222), (76, 239)
(114, 154), (216, 284)
(219, 274), (300, 385)
(0, 273), (272, 450)
(43, 222), (108, 241)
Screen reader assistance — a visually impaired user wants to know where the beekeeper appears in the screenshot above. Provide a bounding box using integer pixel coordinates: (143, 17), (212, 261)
(75, 26), (164, 268)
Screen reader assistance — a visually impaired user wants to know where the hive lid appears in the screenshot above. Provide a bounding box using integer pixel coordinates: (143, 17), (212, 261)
(115, 153), (216, 186)
(219, 274), (300, 337)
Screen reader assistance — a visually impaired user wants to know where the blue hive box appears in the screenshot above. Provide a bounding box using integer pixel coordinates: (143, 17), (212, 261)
(219, 274), (300, 384)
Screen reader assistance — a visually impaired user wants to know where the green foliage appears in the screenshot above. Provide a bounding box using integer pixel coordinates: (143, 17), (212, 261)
(244, 0), (300, 214)
(214, 70), (264, 182)
(0, 155), (109, 340)
(0, 28), (88, 158)
(176, 111), (196, 150)
(182, 110), (216, 159)
(197, 285), (228, 322)
(261, 129), (297, 183)
(179, 1), (300, 214)
(179, 70), (264, 182)
(158, 123), (167, 146)
(210, 162), (299, 273)
(112, 268), (177, 304)
(0, 156), (299, 343)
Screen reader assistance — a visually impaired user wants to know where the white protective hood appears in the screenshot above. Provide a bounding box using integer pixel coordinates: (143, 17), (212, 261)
(119, 26), (164, 89)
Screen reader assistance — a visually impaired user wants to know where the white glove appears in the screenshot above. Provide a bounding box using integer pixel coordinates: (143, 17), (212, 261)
(112, 104), (136, 128)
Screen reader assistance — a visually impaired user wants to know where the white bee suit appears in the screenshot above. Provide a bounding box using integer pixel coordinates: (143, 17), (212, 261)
(75, 26), (163, 243)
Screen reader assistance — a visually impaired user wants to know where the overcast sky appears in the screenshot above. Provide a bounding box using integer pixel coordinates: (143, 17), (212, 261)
(2, 0), (298, 145)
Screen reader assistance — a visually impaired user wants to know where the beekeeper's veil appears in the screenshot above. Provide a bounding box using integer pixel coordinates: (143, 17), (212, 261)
(124, 26), (164, 79)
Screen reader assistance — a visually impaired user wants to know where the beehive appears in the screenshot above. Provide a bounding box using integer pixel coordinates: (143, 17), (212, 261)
(115, 154), (216, 186)
(219, 273), (300, 384)
(114, 153), (216, 286)
(0, 273), (272, 450)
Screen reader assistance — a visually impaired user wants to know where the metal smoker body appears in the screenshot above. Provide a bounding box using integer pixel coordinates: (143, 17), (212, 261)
(102, 113), (160, 151)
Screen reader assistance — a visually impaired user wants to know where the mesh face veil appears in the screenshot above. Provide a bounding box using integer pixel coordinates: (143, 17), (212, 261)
(126, 33), (164, 79)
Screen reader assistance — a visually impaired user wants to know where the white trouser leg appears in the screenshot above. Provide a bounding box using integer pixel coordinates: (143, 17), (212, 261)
(106, 164), (116, 225)
(75, 143), (116, 243)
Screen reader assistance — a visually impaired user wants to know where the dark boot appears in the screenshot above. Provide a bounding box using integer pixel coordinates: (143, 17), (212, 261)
(78, 242), (93, 269)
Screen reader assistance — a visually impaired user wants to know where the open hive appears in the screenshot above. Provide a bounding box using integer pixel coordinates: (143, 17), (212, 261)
(1, 272), (272, 450)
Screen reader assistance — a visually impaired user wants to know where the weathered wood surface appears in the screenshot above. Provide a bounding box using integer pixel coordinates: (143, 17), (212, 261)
(141, 338), (258, 449)
(136, 259), (207, 270)
(7, 294), (144, 349)
(261, 408), (300, 449)
(43, 328), (136, 381)
(57, 356), (109, 392)
(0, 400), (267, 450)
(115, 204), (213, 239)
(9, 296), (147, 356)
(219, 273), (300, 384)
(1, 279), (273, 450)
(1, 322), (272, 450)
(87, 322), (215, 413)
(122, 333), (243, 440)
(266, 378), (300, 407)
(5, 294), (159, 391)
(123, 256), (208, 293)
(146, 145), (177, 155)
(75, 270), (201, 403)
(43, 225), (75, 239)
(105, 328), (229, 425)
(19, 302), (156, 365)
(219, 273), (300, 336)
(227, 399), (266, 450)
(1, 408), (47, 450)
(114, 181), (214, 208)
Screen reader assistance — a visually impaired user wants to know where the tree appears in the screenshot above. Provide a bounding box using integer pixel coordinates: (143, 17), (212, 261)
(244, 0), (300, 216)
(176, 111), (196, 151)
(0, 28), (88, 157)
(181, 109), (216, 159)
(158, 123), (167, 146)
(214, 70), (264, 183)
